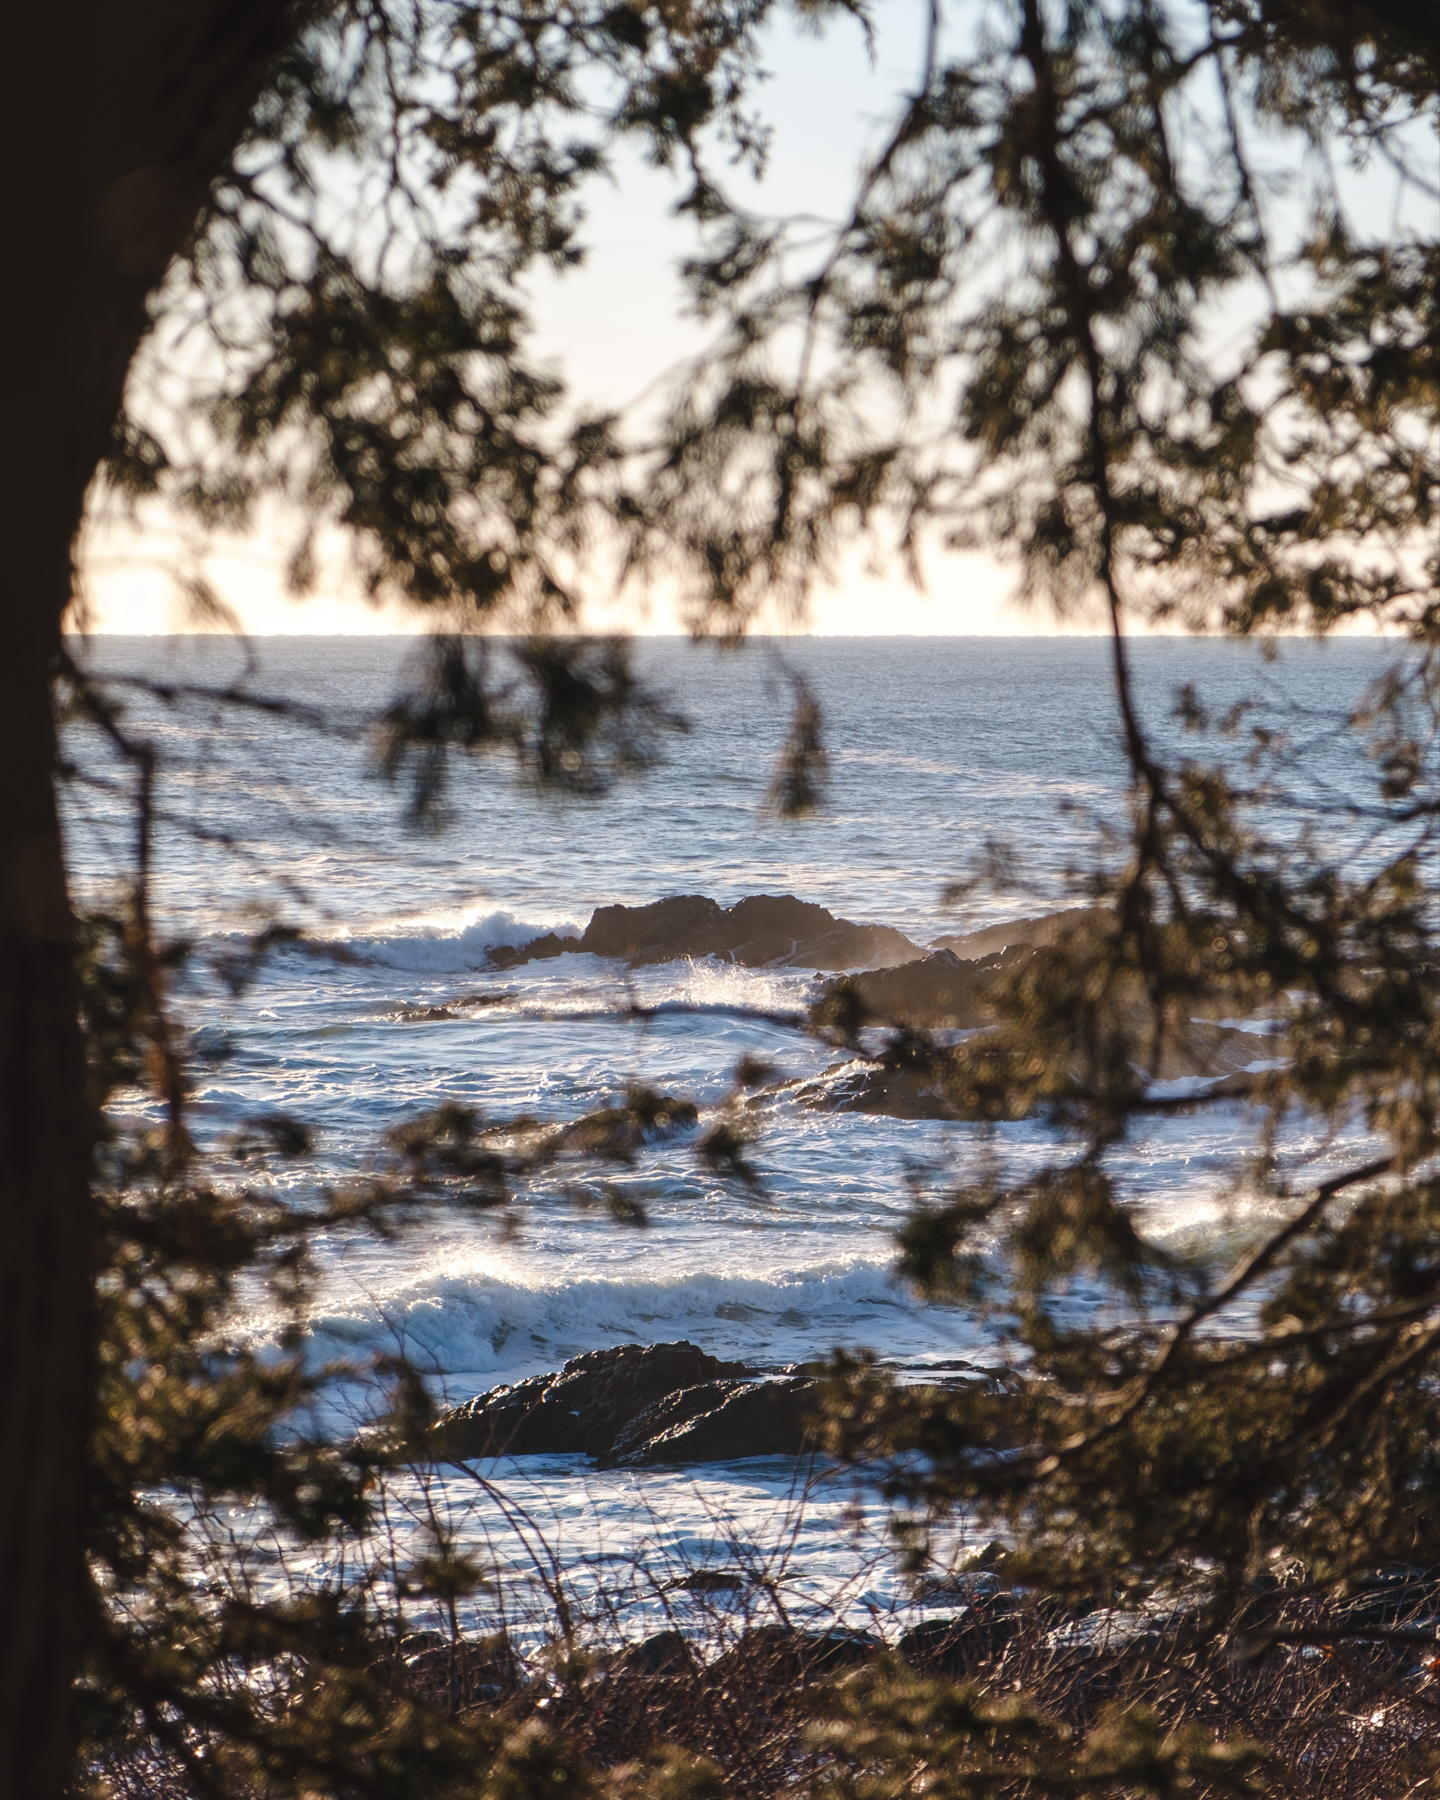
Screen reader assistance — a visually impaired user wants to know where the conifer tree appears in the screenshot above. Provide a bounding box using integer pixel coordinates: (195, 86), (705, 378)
(6, 0), (1438, 1794)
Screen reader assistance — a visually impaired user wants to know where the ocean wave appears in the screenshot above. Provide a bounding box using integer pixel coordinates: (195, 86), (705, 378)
(335, 907), (585, 974)
(266, 1257), (979, 1400)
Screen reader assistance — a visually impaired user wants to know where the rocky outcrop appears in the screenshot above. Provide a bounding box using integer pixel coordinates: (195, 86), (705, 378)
(488, 931), (581, 970)
(428, 1341), (820, 1466)
(490, 894), (922, 972)
(930, 906), (1105, 960)
(789, 1058), (975, 1122)
(431, 1341), (749, 1461)
(832, 943), (1034, 1030)
(480, 897), (1108, 977)
(705, 1624), (883, 1682)
(789, 1017), (1279, 1124)
(608, 1375), (819, 1466)
(897, 1601), (1023, 1675)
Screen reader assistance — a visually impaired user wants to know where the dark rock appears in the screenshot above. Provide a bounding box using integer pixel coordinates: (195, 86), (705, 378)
(666, 1570), (747, 1593)
(580, 896), (728, 963)
(706, 1624), (882, 1684)
(897, 1615), (978, 1677)
(374, 1633), (520, 1705)
(487, 932), (581, 971)
(792, 1060), (974, 1123)
(577, 893), (921, 971)
(834, 944), (1032, 1030)
(603, 1379), (753, 1466)
(612, 1375), (820, 1466)
(430, 1341), (750, 1461)
(615, 1630), (696, 1675)
(930, 906), (1105, 959)
(558, 1092), (699, 1159)
(718, 895), (917, 970)
(899, 1599), (1022, 1674)
(804, 1628), (885, 1674)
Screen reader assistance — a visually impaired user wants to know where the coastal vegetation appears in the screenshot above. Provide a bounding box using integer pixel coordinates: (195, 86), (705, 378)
(4, 0), (1437, 1795)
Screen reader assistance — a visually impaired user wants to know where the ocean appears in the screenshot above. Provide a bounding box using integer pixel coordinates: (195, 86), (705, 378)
(64, 632), (1399, 1641)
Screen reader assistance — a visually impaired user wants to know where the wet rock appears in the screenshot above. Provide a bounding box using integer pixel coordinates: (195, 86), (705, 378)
(431, 1341), (750, 1461)
(835, 945), (1033, 1030)
(431, 1341), (825, 1467)
(666, 1570), (747, 1593)
(575, 893), (920, 971)
(930, 906), (1105, 959)
(373, 1633), (521, 1705)
(719, 894), (918, 971)
(791, 1060), (974, 1123)
(615, 1630), (696, 1675)
(611, 1375), (820, 1466)
(603, 1378), (753, 1465)
(899, 1599), (1022, 1674)
(488, 932), (582, 970)
(706, 1624), (883, 1684)
(897, 1615), (978, 1677)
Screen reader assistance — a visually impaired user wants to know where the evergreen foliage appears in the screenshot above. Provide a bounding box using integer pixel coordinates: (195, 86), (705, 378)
(24, 0), (1440, 1793)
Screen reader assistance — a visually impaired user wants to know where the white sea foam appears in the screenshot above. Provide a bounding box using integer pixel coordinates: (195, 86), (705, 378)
(68, 637), (1401, 1607)
(337, 907), (585, 973)
(268, 1254), (986, 1399)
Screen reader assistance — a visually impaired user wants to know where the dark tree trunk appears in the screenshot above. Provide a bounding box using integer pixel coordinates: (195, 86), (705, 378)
(0, 4), (299, 1791)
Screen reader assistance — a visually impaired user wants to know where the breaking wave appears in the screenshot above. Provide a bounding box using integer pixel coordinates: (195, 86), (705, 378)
(334, 907), (584, 974)
(268, 1257), (984, 1401)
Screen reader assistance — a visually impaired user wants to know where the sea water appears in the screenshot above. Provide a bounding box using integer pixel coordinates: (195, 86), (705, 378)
(63, 633), (1400, 1641)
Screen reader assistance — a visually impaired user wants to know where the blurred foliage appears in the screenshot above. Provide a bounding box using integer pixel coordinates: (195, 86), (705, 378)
(61, 0), (1440, 1791)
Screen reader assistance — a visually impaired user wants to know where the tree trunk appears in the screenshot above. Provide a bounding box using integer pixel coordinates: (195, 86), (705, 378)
(0, 4), (300, 1791)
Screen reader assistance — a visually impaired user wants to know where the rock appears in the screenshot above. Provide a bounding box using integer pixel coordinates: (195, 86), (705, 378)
(574, 893), (921, 971)
(832, 944), (1033, 1030)
(431, 1341), (750, 1461)
(611, 1375), (820, 1466)
(898, 1599), (1022, 1674)
(897, 1615), (978, 1676)
(580, 895), (728, 963)
(615, 1629), (695, 1675)
(718, 895), (917, 970)
(373, 1633), (520, 1705)
(791, 1060), (975, 1123)
(430, 1338), (826, 1469)
(603, 1378), (753, 1465)
(706, 1624), (882, 1684)
(488, 932), (581, 970)
(930, 906), (1105, 959)
(666, 1570), (747, 1593)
